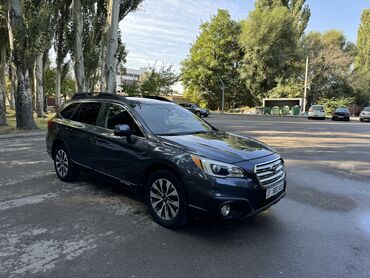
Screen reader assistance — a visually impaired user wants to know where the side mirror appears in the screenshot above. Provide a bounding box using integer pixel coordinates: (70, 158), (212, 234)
(113, 124), (132, 137)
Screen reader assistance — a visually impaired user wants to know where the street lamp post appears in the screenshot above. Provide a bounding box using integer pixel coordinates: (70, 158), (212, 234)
(303, 56), (309, 113)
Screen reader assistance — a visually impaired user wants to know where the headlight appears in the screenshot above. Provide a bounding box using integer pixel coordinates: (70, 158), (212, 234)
(191, 155), (245, 178)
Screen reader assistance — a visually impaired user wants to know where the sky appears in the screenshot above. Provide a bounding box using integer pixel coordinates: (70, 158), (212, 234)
(120, 0), (370, 71)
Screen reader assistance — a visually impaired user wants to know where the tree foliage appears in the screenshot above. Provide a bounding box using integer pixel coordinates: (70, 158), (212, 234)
(181, 9), (247, 110)
(255, 0), (310, 37)
(239, 5), (299, 103)
(122, 65), (179, 96)
(318, 97), (355, 115)
(301, 30), (354, 105)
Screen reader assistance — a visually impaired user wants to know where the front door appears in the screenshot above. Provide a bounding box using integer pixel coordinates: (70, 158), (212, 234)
(93, 103), (149, 184)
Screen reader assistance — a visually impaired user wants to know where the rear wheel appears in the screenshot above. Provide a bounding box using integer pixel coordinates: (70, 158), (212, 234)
(145, 170), (187, 229)
(54, 144), (79, 182)
(196, 111), (201, 117)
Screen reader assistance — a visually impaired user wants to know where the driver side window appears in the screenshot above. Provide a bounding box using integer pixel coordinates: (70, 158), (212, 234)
(104, 103), (144, 137)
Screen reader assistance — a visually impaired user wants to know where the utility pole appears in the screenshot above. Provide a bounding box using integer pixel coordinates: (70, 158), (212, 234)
(303, 56), (309, 113)
(220, 79), (225, 114)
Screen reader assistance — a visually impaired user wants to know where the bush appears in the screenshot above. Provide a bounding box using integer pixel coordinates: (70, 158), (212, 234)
(318, 97), (355, 115)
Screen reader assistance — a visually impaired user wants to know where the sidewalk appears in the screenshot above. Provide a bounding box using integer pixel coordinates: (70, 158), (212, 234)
(0, 131), (46, 139)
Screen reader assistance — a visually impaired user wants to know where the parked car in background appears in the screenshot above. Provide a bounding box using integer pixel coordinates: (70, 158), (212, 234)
(179, 103), (210, 117)
(359, 107), (370, 122)
(332, 107), (350, 121)
(308, 105), (326, 120)
(46, 93), (286, 229)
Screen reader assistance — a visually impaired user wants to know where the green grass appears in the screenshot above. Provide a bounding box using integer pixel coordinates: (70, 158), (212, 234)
(0, 108), (55, 135)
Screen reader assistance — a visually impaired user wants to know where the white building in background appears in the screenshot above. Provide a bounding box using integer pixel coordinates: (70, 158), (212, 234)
(116, 67), (147, 93)
(115, 67), (184, 99)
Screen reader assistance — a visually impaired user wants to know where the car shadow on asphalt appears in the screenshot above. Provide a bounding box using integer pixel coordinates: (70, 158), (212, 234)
(70, 170), (286, 236)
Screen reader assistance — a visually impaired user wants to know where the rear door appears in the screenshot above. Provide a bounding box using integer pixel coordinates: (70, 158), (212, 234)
(68, 102), (103, 168)
(93, 102), (149, 184)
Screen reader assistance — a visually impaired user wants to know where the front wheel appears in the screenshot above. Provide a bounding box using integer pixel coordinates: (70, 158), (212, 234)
(145, 170), (187, 229)
(195, 111), (202, 117)
(54, 144), (79, 182)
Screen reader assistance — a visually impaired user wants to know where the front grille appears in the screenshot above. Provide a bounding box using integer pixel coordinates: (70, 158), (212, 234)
(254, 158), (285, 189)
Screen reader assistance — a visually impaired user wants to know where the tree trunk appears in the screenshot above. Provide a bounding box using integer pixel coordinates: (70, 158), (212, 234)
(15, 69), (37, 129)
(42, 49), (48, 113)
(104, 0), (120, 94)
(9, 63), (16, 109)
(0, 46), (7, 126)
(8, 0), (37, 129)
(30, 62), (36, 111)
(73, 0), (86, 92)
(35, 53), (44, 118)
(100, 42), (106, 92)
(55, 64), (61, 109)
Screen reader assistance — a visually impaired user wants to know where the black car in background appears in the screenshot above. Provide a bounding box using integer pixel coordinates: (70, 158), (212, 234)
(179, 102), (210, 117)
(46, 93), (286, 229)
(332, 107), (350, 121)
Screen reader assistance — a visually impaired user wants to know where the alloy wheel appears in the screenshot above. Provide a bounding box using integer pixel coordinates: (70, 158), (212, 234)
(150, 178), (180, 221)
(55, 149), (69, 177)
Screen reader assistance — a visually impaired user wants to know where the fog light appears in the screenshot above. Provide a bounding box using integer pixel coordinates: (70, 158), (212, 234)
(220, 204), (231, 217)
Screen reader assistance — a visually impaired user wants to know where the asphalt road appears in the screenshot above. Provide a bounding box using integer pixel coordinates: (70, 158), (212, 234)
(0, 115), (369, 278)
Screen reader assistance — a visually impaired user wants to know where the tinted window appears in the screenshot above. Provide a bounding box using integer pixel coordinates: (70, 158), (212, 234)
(77, 103), (102, 125)
(104, 104), (143, 137)
(311, 106), (324, 112)
(60, 103), (79, 119)
(364, 107), (370, 112)
(133, 103), (212, 135)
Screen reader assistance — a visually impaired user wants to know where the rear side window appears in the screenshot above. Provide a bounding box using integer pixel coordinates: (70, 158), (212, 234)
(60, 103), (79, 119)
(77, 102), (102, 125)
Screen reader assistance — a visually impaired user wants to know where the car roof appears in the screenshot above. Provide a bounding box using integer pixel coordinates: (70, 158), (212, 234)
(70, 93), (173, 105)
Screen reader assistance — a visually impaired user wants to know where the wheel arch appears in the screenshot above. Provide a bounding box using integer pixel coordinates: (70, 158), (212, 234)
(51, 139), (68, 159)
(143, 162), (186, 192)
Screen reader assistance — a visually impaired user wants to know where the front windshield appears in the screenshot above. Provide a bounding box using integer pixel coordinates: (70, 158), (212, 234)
(364, 107), (370, 112)
(134, 102), (213, 135)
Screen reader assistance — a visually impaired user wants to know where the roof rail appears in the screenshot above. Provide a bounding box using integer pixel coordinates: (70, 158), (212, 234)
(71, 92), (127, 101)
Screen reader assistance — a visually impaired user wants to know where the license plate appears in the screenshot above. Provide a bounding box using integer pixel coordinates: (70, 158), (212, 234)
(338, 116), (344, 118)
(266, 182), (284, 199)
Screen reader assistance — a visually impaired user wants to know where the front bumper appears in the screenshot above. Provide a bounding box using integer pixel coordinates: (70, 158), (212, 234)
(360, 114), (370, 120)
(200, 178), (286, 219)
(332, 114), (350, 120)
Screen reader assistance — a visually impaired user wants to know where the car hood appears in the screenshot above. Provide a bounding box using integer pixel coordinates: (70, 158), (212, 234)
(160, 131), (275, 164)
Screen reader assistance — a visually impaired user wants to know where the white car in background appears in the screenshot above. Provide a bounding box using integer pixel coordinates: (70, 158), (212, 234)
(308, 105), (326, 120)
(359, 107), (370, 122)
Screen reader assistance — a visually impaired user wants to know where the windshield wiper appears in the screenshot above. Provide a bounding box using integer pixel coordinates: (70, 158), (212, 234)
(157, 130), (211, 136)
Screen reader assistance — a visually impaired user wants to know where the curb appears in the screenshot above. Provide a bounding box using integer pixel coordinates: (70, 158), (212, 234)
(210, 112), (360, 121)
(0, 131), (46, 139)
(211, 112), (305, 119)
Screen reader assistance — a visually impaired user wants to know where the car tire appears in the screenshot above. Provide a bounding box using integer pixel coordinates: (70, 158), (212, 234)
(54, 144), (80, 182)
(196, 111), (202, 117)
(145, 170), (188, 229)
